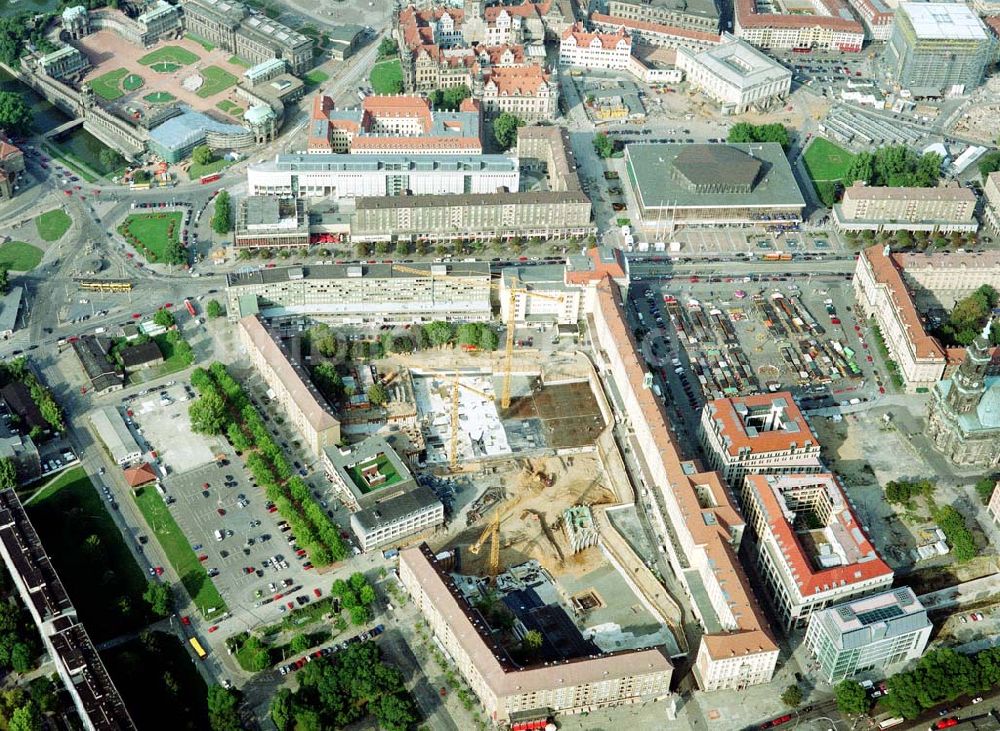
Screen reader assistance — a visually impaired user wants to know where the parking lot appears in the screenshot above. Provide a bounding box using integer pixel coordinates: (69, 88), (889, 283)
(625, 276), (887, 436)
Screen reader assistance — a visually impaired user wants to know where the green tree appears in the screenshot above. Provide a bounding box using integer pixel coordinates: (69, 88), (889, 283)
(367, 382), (388, 406)
(979, 150), (1000, 181)
(727, 122), (790, 149)
(27, 676), (56, 714)
(456, 323), (481, 348)
(143, 581), (171, 616)
(9, 643), (33, 674)
(934, 505), (976, 562)
(834, 679), (869, 717)
(312, 363), (344, 402)
(270, 688), (293, 731)
(975, 477), (998, 504)
(132, 169), (151, 183)
(0, 266), (8, 295)
(493, 112), (524, 150)
(188, 391), (228, 435)
(780, 684), (803, 707)
(522, 629), (543, 650)
(478, 326), (499, 351)
(212, 191), (232, 235)
(0, 92), (31, 136)
(431, 84), (471, 111)
(290, 634), (310, 655)
(153, 307), (176, 328)
(207, 685), (241, 731)
(192, 145), (214, 166)
(358, 583), (376, 606)
(99, 148), (121, 171)
(594, 132), (615, 158)
(0, 457), (16, 490)
(7, 701), (41, 731)
(425, 321), (453, 347)
(377, 37), (398, 59)
(206, 299), (224, 318)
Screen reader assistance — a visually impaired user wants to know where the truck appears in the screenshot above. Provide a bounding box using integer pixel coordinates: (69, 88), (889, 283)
(184, 298), (197, 317)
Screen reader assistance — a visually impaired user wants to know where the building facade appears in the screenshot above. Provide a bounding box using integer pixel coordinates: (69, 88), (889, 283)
(480, 65), (558, 121)
(741, 474), (894, 631)
(238, 315), (341, 456)
(927, 336), (1000, 467)
(834, 183), (978, 234)
(606, 0), (720, 33)
(246, 153), (518, 199)
(559, 23), (632, 69)
(234, 196), (309, 250)
(400, 544), (674, 723)
(38, 46), (91, 80)
(699, 394), (823, 484)
(883, 3), (992, 96)
(181, 0), (314, 74)
(984, 172), (1000, 236)
(675, 33), (791, 114)
(844, 0), (894, 41)
(227, 262), (492, 323)
(733, 0), (864, 52)
(804, 588), (932, 683)
(988, 481), (1000, 526)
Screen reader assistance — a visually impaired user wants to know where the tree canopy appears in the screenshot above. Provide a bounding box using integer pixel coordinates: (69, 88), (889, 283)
(936, 284), (999, 347)
(882, 647), (1000, 718)
(834, 680), (869, 717)
(727, 122), (790, 149)
(207, 685), (241, 731)
(0, 457), (16, 491)
(429, 85), (471, 111)
(843, 145), (942, 188)
(192, 145), (214, 166)
(978, 150), (1000, 181)
(0, 91), (32, 136)
(212, 191), (232, 235)
(142, 581), (171, 617)
(493, 112), (524, 150)
(153, 307), (176, 328)
(594, 132), (614, 159)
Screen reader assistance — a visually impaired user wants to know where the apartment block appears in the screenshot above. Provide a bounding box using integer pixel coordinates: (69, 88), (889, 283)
(675, 33), (791, 114)
(844, 0), (894, 41)
(733, 0), (864, 52)
(699, 394), (822, 484)
(590, 277), (779, 692)
(741, 474), (894, 631)
(558, 23), (632, 70)
(883, 2), (992, 96)
(606, 0), (720, 33)
(226, 262), (492, 324)
(834, 183), (978, 234)
(984, 172), (1000, 236)
(322, 436), (443, 552)
(238, 315), (340, 456)
(804, 587), (931, 682)
(400, 544), (674, 723)
(592, 14), (721, 52)
(246, 153), (518, 199)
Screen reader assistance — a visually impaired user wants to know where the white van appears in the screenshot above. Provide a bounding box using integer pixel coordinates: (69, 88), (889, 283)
(214, 530), (224, 542)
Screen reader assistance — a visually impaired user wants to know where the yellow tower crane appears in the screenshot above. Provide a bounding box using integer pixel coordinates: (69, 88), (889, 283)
(468, 502), (513, 580)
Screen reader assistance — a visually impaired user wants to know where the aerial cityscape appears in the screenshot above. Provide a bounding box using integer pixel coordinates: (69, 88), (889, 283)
(0, 0), (999, 728)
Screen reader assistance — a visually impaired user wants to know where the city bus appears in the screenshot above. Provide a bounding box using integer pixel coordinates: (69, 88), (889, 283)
(189, 637), (207, 660)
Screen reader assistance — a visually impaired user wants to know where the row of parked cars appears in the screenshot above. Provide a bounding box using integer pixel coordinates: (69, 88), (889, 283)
(277, 625), (385, 675)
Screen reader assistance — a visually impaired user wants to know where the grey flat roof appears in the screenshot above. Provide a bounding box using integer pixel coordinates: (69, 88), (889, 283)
(352, 483), (441, 531)
(625, 142), (805, 210)
(90, 407), (140, 464)
(227, 261), (490, 288)
(0, 286), (22, 334)
(253, 153), (517, 174)
(900, 2), (988, 40)
(324, 435), (415, 508)
(355, 190), (589, 210)
(685, 36), (791, 90)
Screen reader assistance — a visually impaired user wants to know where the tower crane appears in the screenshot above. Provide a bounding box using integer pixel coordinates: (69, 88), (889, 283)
(391, 263), (564, 449)
(468, 501), (514, 580)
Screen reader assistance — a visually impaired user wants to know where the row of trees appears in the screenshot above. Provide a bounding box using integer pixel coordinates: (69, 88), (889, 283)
(883, 478), (933, 506)
(188, 363), (347, 565)
(727, 122), (790, 149)
(935, 284), (1000, 347)
(270, 642), (418, 731)
(212, 191), (232, 235)
(330, 573), (377, 625)
(307, 321), (498, 366)
(843, 145), (942, 189)
(884, 647), (1000, 718)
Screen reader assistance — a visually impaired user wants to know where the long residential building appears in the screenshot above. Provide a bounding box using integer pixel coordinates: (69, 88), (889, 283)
(246, 153), (519, 199)
(400, 544), (674, 723)
(700, 394), (823, 484)
(238, 315), (341, 456)
(844, 0), (894, 41)
(852, 245), (1000, 390)
(559, 22), (632, 69)
(982, 171), (1000, 236)
(227, 262), (492, 323)
(180, 0), (314, 74)
(834, 183), (978, 234)
(804, 587), (932, 683)
(741, 473), (894, 631)
(590, 277), (779, 692)
(675, 33), (791, 114)
(733, 0), (864, 52)
(591, 13), (721, 51)
(0, 489), (136, 731)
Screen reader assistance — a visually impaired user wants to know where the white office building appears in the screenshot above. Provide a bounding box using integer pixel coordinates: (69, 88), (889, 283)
(675, 33), (791, 114)
(805, 587), (932, 683)
(246, 153), (519, 199)
(558, 22), (632, 70)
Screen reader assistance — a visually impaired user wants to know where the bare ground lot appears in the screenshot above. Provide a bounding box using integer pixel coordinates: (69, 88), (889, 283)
(503, 381), (605, 449)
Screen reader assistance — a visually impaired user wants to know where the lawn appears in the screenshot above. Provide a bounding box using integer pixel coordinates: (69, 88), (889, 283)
(228, 55), (251, 68)
(88, 68), (130, 101)
(150, 61), (182, 73)
(188, 157), (231, 180)
(144, 91), (176, 104)
(40, 140), (99, 183)
(803, 137), (855, 206)
(370, 59), (402, 94)
(0, 241), (43, 271)
(347, 453), (402, 495)
(102, 631), (210, 730)
(304, 69), (329, 87)
(35, 209), (72, 242)
(122, 73), (144, 92)
(215, 99), (244, 117)
(196, 66), (237, 98)
(185, 32), (215, 51)
(151, 332), (194, 377)
(138, 45), (199, 67)
(133, 487), (227, 620)
(26, 467), (155, 643)
(118, 212), (182, 262)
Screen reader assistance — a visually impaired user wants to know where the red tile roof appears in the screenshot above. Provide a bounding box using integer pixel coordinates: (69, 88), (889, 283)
(564, 247), (626, 285)
(484, 65), (551, 95)
(561, 20), (630, 47)
(123, 463), (157, 487)
(704, 393), (819, 458)
(591, 13), (722, 44)
(735, 0), (863, 32)
(744, 474), (892, 598)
